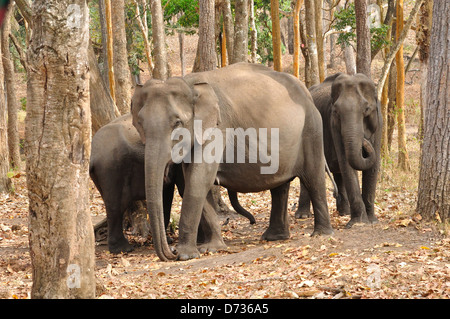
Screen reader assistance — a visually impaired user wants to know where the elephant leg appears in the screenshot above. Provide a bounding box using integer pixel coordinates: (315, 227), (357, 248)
(261, 181), (291, 241)
(198, 191), (227, 253)
(362, 166), (379, 224)
(333, 173), (350, 216)
(295, 180), (312, 219)
(341, 167), (368, 228)
(176, 161), (220, 261)
(105, 200), (134, 254)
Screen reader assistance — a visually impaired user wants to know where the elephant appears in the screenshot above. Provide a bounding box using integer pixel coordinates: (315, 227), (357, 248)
(295, 73), (382, 228)
(131, 62), (334, 261)
(89, 113), (255, 254)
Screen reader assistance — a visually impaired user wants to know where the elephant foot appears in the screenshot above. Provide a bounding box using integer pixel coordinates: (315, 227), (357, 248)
(345, 216), (374, 229)
(175, 244), (201, 261)
(198, 239), (227, 254)
(108, 239), (134, 254)
(295, 208), (312, 219)
(311, 226), (334, 236)
(261, 228), (290, 241)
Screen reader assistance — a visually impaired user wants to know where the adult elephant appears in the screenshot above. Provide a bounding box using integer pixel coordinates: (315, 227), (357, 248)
(89, 114), (255, 254)
(296, 73), (382, 228)
(131, 62), (334, 261)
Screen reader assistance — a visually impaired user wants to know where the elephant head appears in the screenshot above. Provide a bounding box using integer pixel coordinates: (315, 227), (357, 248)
(131, 77), (221, 261)
(330, 73), (379, 171)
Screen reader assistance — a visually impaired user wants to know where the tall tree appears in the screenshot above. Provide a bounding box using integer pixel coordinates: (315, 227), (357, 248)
(354, 0), (371, 77)
(395, 0), (411, 170)
(134, 0), (154, 75)
(233, 0), (248, 63)
(304, 0), (319, 87)
(193, 0), (216, 72)
(111, 0), (132, 114)
(0, 32), (11, 193)
(1, 4), (21, 170)
(26, 0), (95, 298)
(417, 0), (449, 222)
(104, 0), (116, 102)
(293, 0), (303, 78)
(150, 0), (168, 80)
(222, 0), (234, 64)
(270, 0), (282, 71)
(314, 0), (324, 82)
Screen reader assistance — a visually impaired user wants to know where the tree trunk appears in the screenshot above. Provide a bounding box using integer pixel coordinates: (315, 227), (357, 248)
(417, 0), (449, 222)
(111, 0), (132, 114)
(26, 0), (95, 298)
(249, 0), (258, 63)
(344, 43), (356, 75)
(150, 0), (168, 80)
(416, 0), (433, 140)
(304, 0), (319, 87)
(0, 35), (11, 193)
(355, 0), (371, 78)
(98, 0), (110, 87)
(222, 0), (234, 64)
(1, 4), (22, 171)
(233, 0), (248, 63)
(395, 0), (411, 171)
(293, 0), (303, 78)
(88, 43), (121, 134)
(104, 0), (116, 102)
(270, 0), (282, 71)
(314, 0), (325, 82)
(193, 0), (216, 72)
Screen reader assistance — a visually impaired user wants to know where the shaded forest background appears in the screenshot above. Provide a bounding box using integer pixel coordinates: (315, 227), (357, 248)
(0, 0), (448, 299)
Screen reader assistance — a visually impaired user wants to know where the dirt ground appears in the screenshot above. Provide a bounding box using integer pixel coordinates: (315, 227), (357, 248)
(1, 30), (449, 299)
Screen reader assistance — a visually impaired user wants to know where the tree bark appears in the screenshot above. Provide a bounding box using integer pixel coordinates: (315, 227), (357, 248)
(222, 0), (234, 64)
(304, 0), (319, 87)
(193, 0), (216, 72)
(293, 0), (303, 78)
(270, 0), (282, 71)
(26, 0), (95, 298)
(233, 0), (248, 63)
(355, 0), (371, 78)
(417, 0), (449, 222)
(314, 0), (325, 82)
(135, 0), (154, 76)
(1, 5), (22, 171)
(104, 0), (116, 102)
(150, 0), (168, 80)
(395, 0), (411, 171)
(249, 0), (258, 63)
(344, 43), (356, 75)
(111, 0), (132, 114)
(0, 34), (11, 193)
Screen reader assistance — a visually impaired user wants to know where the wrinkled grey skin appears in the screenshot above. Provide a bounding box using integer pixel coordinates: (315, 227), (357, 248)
(89, 114), (254, 254)
(131, 63), (333, 261)
(296, 73), (382, 228)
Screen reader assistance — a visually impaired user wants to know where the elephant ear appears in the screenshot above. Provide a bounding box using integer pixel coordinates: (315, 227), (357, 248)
(192, 82), (221, 145)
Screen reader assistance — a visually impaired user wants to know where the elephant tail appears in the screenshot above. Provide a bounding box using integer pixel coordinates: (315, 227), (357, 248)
(325, 162), (338, 200)
(228, 190), (256, 224)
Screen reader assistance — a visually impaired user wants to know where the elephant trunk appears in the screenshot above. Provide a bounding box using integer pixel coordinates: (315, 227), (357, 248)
(340, 119), (377, 171)
(145, 141), (176, 261)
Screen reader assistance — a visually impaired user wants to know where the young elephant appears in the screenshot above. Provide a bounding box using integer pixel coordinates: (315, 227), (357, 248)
(296, 73), (382, 228)
(89, 114), (255, 254)
(131, 62), (334, 261)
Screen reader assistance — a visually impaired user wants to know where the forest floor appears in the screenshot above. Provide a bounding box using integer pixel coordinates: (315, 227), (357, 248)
(1, 32), (449, 299)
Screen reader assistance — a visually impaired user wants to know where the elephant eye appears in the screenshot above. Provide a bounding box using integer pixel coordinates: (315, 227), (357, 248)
(173, 119), (183, 128)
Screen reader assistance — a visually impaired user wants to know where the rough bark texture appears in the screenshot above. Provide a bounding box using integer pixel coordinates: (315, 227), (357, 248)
(395, 0), (411, 171)
(193, 0), (216, 72)
(233, 0), (248, 63)
(222, 0), (234, 64)
(293, 0), (303, 78)
(1, 5), (22, 171)
(150, 0), (168, 80)
(304, 0), (319, 87)
(25, 0), (95, 298)
(270, 0), (282, 71)
(111, 0), (132, 114)
(355, 0), (371, 78)
(417, 0), (449, 222)
(0, 36), (11, 193)
(314, 0), (324, 82)
(104, 0), (115, 102)
(249, 0), (257, 63)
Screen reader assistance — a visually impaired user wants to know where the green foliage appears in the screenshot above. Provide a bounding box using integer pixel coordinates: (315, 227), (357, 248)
(163, 0), (199, 34)
(333, 3), (390, 52)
